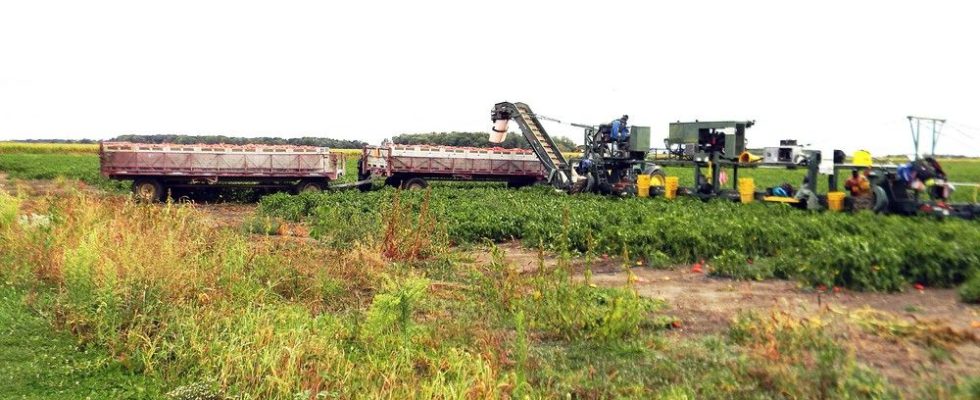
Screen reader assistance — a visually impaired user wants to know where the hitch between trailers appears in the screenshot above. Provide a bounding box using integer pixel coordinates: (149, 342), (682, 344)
(327, 178), (374, 190)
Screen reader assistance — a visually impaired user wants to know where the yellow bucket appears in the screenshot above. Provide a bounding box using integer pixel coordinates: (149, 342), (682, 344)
(827, 191), (845, 211)
(637, 174), (651, 198)
(738, 178), (755, 204)
(665, 176), (679, 199)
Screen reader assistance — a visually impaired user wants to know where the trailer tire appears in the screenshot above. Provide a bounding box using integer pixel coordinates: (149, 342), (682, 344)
(507, 178), (534, 189)
(133, 179), (163, 202)
(384, 176), (402, 188)
(297, 180), (325, 194)
(403, 177), (428, 190)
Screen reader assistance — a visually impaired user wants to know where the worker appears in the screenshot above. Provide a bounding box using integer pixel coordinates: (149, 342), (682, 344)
(844, 168), (873, 209)
(609, 115), (630, 141)
(794, 176), (821, 210)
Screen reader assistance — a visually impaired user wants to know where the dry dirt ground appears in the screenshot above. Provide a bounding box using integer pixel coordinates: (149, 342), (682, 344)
(5, 176), (979, 392)
(475, 242), (980, 393)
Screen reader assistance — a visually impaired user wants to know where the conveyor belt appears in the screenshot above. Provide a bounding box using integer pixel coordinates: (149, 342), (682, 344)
(494, 102), (570, 186)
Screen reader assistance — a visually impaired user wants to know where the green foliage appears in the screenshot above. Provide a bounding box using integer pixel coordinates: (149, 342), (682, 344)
(958, 273), (980, 303)
(0, 153), (129, 191)
(519, 263), (660, 343)
(309, 201), (380, 248)
(261, 187), (980, 292)
(240, 215), (283, 235)
(363, 276), (429, 343)
(0, 288), (167, 399)
(512, 310), (530, 398)
(729, 311), (895, 399)
(710, 250), (774, 281)
(0, 191), (20, 227)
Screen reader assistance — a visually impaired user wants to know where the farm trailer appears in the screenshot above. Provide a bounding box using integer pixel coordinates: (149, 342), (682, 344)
(100, 142), (345, 201)
(357, 144), (546, 189)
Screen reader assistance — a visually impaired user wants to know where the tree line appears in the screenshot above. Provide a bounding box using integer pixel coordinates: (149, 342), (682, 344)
(391, 131), (578, 152)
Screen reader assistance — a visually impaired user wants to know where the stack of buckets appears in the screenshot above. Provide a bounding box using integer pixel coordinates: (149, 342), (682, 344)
(665, 177), (679, 199)
(738, 178), (755, 204)
(637, 174), (651, 197)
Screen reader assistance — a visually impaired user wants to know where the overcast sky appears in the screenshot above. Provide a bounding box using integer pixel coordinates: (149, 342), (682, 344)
(1, 1), (978, 156)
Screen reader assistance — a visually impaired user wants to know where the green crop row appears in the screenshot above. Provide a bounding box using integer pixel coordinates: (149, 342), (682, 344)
(260, 187), (980, 292)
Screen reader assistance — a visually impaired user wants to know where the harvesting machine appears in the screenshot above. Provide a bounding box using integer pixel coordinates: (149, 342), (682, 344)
(489, 101), (979, 219)
(490, 101), (661, 196)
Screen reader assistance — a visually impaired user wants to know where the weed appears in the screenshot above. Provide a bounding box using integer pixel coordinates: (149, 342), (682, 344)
(958, 273), (980, 303)
(710, 249), (774, 281)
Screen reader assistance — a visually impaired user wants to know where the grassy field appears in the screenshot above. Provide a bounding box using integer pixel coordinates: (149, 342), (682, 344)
(2, 144), (980, 397)
(0, 287), (166, 399)
(4, 190), (979, 398)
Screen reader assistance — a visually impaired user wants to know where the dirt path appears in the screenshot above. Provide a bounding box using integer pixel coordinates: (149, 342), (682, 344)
(476, 242), (980, 392)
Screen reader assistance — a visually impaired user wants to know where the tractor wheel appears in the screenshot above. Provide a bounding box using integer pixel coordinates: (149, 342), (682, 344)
(133, 179), (163, 202)
(297, 180), (325, 194)
(403, 177), (428, 190)
(648, 170), (667, 187)
(872, 185), (889, 213)
(569, 172), (595, 194)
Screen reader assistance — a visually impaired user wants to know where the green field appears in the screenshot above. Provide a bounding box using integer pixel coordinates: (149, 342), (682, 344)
(5, 190), (980, 398)
(2, 145), (980, 398)
(261, 186), (980, 292)
(0, 288), (166, 399)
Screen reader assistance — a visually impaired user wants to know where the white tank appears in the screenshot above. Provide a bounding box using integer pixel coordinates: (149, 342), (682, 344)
(489, 119), (509, 143)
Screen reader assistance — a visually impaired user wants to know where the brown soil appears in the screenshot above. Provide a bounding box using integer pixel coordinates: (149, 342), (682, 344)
(474, 242), (980, 393)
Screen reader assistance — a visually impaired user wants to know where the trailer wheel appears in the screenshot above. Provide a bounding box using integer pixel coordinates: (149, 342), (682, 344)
(403, 177), (428, 190)
(132, 179), (163, 202)
(297, 180), (325, 193)
(507, 178), (534, 189)
(384, 176), (402, 188)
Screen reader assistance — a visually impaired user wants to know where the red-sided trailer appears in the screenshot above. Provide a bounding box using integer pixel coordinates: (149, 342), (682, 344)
(100, 142), (345, 201)
(358, 144), (546, 189)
